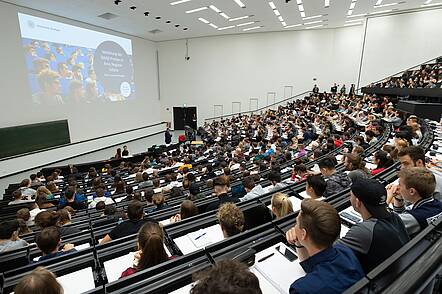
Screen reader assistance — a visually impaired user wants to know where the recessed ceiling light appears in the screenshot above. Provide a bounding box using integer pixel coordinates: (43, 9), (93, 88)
(300, 11), (306, 17)
(282, 21), (287, 26)
(198, 17), (209, 24)
(229, 15), (250, 21)
(236, 21), (255, 27)
(278, 16), (284, 22)
(170, 0), (192, 5)
(130, 6), (136, 10)
(175, 24), (180, 27)
(347, 10), (354, 16)
(209, 23), (218, 29)
(325, 0), (330, 7)
(285, 24), (302, 28)
(349, 2), (356, 9)
(114, 0), (122, 5)
(374, 2), (398, 8)
(218, 25), (236, 30)
(243, 26), (262, 31)
(424, 0), (433, 3)
(303, 15), (323, 20)
(306, 24), (323, 29)
(186, 7), (208, 13)
(370, 9), (392, 14)
(166, 20), (171, 23)
(209, 5), (221, 13)
(233, 0), (246, 8)
(297, 0), (302, 4)
(143, 12), (149, 16)
(220, 13), (230, 19)
(155, 16), (161, 19)
(298, 4), (304, 11)
(304, 20), (322, 25)
(183, 27), (188, 30)
(274, 9), (281, 16)
(375, 0), (383, 5)
(269, 2), (276, 9)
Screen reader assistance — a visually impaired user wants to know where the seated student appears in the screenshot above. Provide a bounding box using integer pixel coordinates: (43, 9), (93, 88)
(36, 186), (55, 201)
(271, 192), (294, 219)
(17, 219), (33, 236)
(16, 208), (31, 226)
(57, 208), (82, 236)
(188, 182), (204, 200)
(354, 135), (369, 150)
(30, 173), (42, 187)
(318, 157), (351, 198)
(170, 200), (199, 223)
(89, 187), (114, 208)
(0, 220), (29, 253)
(291, 164), (308, 182)
(337, 178), (409, 273)
(36, 226), (76, 262)
(14, 267), (64, 294)
(120, 222), (171, 278)
(268, 171), (289, 192)
(205, 177), (240, 212)
(286, 199), (364, 293)
(217, 203), (245, 238)
(138, 172), (153, 189)
(8, 190), (34, 205)
(151, 193), (169, 212)
(343, 153), (370, 183)
(239, 176), (265, 202)
(305, 175), (327, 200)
(152, 178), (162, 194)
(59, 188), (87, 210)
(19, 179), (37, 198)
(371, 150), (394, 176)
(190, 259), (262, 294)
(391, 167), (442, 236)
(145, 188), (154, 207)
(100, 201), (154, 244)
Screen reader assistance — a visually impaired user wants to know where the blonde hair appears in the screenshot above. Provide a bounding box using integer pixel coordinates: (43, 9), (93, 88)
(271, 193), (294, 219)
(217, 203), (244, 237)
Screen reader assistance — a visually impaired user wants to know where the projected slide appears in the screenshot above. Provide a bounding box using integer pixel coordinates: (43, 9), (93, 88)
(18, 13), (135, 105)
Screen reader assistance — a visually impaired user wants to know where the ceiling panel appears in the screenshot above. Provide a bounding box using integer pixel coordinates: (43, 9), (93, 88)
(3, 0), (440, 41)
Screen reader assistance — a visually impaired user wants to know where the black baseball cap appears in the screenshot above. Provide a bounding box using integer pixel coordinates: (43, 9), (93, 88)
(351, 178), (390, 219)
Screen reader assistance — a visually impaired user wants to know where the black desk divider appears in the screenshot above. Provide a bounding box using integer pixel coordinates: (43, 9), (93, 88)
(2, 249), (99, 293)
(342, 277), (371, 294)
(0, 246), (30, 274)
(206, 223), (282, 263)
(105, 250), (211, 294)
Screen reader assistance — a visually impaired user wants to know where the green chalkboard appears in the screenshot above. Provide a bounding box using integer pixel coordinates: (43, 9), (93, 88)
(0, 120), (70, 159)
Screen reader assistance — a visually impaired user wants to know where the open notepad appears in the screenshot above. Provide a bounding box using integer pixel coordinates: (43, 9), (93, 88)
(251, 242), (305, 294)
(173, 224), (224, 255)
(57, 267), (96, 294)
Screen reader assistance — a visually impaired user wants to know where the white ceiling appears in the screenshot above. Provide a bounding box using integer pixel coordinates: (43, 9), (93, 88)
(3, 0), (441, 41)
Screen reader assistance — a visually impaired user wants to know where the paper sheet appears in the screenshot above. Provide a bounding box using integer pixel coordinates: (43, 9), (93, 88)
(289, 197), (302, 211)
(174, 224), (224, 255)
(251, 242), (305, 294)
(57, 267), (95, 294)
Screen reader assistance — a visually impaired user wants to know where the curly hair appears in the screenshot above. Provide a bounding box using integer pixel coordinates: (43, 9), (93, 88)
(217, 203), (244, 237)
(190, 260), (262, 294)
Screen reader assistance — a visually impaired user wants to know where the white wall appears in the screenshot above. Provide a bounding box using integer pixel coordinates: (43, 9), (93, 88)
(0, 1), (163, 177)
(360, 8), (442, 87)
(158, 26), (363, 124)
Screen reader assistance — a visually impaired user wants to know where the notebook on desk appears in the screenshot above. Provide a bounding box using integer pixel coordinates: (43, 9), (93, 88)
(252, 242), (305, 294)
(57, 267), (95, 294)
(174, 224), (224, 255)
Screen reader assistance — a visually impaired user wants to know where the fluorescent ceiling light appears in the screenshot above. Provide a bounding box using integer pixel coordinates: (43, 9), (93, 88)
(269, 2), (276, 9)
(198, 17), (209, 23)
(274, 9), (281, 16)
(281, 21), (287, 26)
(422, 1), (442, 6)
(304, 20), (322, 25)
(236, 21), (255, 27)
(278, 16), (284, 22)
(345, 18), (364, 22)
(325, 0), (330, 7)
(233, 0), (246, 8)
(349, 2), (356, 9)
(243, 26), (262, 31)
(170, 0), (191, 5)
(306, 24), (323, 29)
(186, 7), (208, 13)
(298, 4), (305, 11)
(229, 15), (249, 21)
(347, 10), (353, 16)
(344, 22), (362, 26)
(375, 0), (383, 5)
(424, 0), (433, 3)
(209, 5), (221, 13)
(375, 2), (399, 8)
(285, 24), (302, 28)
(348, 13), (367, 17)
(301, 11), (306, 17)
(370, 9), (392, 14)
(218, 25), (235, 30)
(303, 15), (322, 20)
(209, 23), (218, 28)
(220, 13), (230, 19)
(297, 0), (303, 4)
